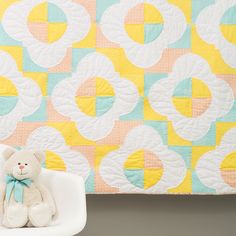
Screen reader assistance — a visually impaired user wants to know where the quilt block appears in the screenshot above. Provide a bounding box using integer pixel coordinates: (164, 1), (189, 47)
(0, 0), (236, 194)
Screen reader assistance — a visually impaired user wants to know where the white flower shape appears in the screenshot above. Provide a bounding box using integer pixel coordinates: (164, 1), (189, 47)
(0, 50), (42, 140)
(26, 126), (91, 180)
(100, 0), (186, 68)
(196, 128), (236, 194)
(148, 53), (234, 141)
(100, 125), (187, 193)
(52, 52), (139, 141)
(196, 0), (236, 68)
(2, 0), (90, 68)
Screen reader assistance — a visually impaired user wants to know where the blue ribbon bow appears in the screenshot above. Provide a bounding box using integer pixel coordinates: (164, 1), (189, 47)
(5, 175), (32, 203)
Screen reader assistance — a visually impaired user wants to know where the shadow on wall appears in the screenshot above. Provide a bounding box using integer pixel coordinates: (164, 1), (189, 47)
(79, 194), (236, 236)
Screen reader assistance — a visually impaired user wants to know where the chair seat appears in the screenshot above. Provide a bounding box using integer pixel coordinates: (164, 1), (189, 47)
(0, 145), (87, 236)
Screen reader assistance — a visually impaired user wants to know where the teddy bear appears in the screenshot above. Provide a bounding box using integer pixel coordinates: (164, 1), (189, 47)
(0, 148), (56, 228)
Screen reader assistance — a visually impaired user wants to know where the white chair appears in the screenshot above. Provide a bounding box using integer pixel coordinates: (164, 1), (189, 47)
(0, 144), (87, 236)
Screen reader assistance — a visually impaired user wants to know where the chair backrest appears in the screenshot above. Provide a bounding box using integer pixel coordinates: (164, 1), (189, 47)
(0, 144), (10, 183)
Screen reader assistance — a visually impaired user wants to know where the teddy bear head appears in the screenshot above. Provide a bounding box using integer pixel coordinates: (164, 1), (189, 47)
(2, 148), (44, 181)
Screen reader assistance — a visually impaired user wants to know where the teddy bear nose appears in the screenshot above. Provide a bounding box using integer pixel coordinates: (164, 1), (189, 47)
(19, 165), (24, 170)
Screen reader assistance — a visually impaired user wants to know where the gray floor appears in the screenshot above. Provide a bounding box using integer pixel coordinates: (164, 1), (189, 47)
(79, 194), (236, 236)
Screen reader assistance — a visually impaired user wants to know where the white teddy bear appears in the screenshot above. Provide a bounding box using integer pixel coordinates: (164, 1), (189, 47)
(0, 148), (56, 228)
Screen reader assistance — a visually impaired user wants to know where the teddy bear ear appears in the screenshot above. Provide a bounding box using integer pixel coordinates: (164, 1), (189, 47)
(2, 148), (16, 160)
(34, 151), (45, 163)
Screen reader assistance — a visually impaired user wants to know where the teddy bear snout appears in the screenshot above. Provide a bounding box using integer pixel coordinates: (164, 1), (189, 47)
(19, 165), (25, 170)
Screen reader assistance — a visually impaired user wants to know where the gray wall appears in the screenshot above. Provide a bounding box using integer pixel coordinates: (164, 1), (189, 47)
(79, 195), (236, 236)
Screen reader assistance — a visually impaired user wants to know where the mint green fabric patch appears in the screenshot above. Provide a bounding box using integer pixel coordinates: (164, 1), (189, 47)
(96, 0), (119, 22)
(121, 97), (144, 120)
(173, 78), (192, 97)
(23, 97), (47, 121)
(96, 96), (115, 116)
(144, 24), (163, 44)
(170, 25), (191, 48)
(23, 48), (47, 72)
(0, 97), (18, 116)
(124, 169), (144, 189)
(144, 74), (167, 96)
(192, 171), (216, 194)
(192, 124), (216, 146)
(221, 5), (236, 24)
(48, 3), (67, 22)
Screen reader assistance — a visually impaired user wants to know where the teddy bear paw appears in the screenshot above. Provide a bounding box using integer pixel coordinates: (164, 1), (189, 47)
(29, 203), (52, 227)
(3, 204), (28, 228)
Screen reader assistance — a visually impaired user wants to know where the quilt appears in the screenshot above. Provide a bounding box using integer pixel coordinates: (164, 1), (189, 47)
(0, 0), (236, 194)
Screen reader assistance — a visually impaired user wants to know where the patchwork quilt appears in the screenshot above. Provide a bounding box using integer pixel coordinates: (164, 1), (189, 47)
(0, 0), (236, 194)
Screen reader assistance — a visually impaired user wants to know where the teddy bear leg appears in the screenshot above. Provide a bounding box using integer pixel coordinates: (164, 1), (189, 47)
(29, 203), (52, 227)
(3, 204), (28, 228)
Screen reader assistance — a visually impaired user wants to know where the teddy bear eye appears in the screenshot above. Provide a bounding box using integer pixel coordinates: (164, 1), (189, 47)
(25, 163), (28, 166)
(18, 163), (21, 165)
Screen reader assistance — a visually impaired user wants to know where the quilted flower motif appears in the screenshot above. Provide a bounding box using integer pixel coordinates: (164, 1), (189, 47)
(148, 53), (234, 141)
(196, 128), (236, 194)
(2, 0), (90, 68)
(26, 126), (90, 180)
(196, 0), (236, 68)
(0, 50), (42, 140)
(52, 52), (139, 141)
(100, 0), (186, 68)
(100, 125), (187, 193)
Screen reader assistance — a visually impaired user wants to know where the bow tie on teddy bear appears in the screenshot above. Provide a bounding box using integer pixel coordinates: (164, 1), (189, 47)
(5, 175), (32, 204)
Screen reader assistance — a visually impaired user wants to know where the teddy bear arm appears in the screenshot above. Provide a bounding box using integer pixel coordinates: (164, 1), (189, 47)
(0, 183), (6, 216)
(35, 183), (56, 216)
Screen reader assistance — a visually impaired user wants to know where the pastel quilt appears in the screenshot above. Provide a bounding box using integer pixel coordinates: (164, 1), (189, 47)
(0, 0), (236, 194)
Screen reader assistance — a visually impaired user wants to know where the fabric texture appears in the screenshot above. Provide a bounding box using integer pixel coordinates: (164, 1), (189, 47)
(0, 0), (236, 194)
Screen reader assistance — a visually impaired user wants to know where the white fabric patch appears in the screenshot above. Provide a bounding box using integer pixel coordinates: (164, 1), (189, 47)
(148, 53), (234, 141)
(100, 0), (186, 68)
(52, 52), (139, 141)
(0, 50), (42, 140)
(100, 125), (187, 193)
(2, 0), (91, 68)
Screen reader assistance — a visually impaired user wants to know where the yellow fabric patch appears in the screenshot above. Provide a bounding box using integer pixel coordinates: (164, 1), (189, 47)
(144, 3), (163, 24)
(172, 97), (192, 117)
(95, 145), (119, 168)
(168, 0), (191, 23)
(28, 2), (48, 22)
(46, 150), (66, 171)
(216, 122), (236, 145)
(0, 76), (18, 96)
(192, 78), (211, 98)
(23, 72), (47, 96)
(221, 152), (236, 171)
(125, 24), (144, 44)
(73, 24), (96, 48)
(168, 170), (192, 193)
(168, 122), (192, 146)
(124, 73), (144, 96)
(47, 122), (95, 145)
(75, 96), (96, 117)
(144, 168), (163, 189)
(192, 26), (236, 74)
(96, 77), (115, 96)
(0, 0), (19, 19)
(0, 46), (22, 70)
(48, 23), (67, 43)
(191, 146), (216, 169)
(124, 150), (145, 169)
(144, 98), (167, 121)
(221, 25), (236, 45)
